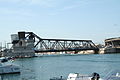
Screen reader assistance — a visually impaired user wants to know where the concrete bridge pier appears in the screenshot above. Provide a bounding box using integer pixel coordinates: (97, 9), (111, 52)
(94, 49), (99, 54)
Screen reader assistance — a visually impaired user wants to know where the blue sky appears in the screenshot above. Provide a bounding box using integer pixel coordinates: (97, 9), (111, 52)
(0, 0), (120, 44)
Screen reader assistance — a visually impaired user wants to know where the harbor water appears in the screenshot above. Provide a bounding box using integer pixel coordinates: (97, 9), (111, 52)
(0, 54), (120, 80)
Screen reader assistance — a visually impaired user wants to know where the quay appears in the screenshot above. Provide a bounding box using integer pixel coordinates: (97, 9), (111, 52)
(0, 31), (99, 58)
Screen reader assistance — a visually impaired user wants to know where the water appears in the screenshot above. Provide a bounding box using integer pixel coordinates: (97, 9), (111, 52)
(1, 54), (120, 80)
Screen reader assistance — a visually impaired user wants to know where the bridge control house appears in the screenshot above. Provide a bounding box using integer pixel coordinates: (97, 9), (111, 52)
(3, 32), (35, 57)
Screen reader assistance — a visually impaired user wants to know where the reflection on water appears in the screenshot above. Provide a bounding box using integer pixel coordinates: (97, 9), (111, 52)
(0, 54), (120, 80)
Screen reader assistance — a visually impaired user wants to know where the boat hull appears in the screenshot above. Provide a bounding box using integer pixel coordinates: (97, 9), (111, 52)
(0, 65), (20, 75)
(104, 48), (120, 53)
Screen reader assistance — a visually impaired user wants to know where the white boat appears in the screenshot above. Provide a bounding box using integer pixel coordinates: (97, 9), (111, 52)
(67, 73), (103, 80)
(0, 57), (20, 74)
(0, 63), (20, 74)
(50, 73), (101, 80)
(67, 73), (92, 80)
(50, 70), (120, 80)
(67, 71), (120, 80)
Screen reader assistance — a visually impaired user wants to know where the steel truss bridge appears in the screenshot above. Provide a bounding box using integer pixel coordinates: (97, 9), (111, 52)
(25, 32), (99, 53)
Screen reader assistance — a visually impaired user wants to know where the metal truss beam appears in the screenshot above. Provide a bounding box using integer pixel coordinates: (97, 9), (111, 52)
(23, 32), (99, 53)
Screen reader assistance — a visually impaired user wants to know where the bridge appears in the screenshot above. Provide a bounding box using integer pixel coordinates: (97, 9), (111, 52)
(2, 31), (99, 57)
(24, 32), (99, 54)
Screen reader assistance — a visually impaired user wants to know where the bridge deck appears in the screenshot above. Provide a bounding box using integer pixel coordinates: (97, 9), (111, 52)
(35, 48), (99, 53)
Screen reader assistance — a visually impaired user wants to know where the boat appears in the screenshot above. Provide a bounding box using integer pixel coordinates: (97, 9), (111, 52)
(67, 73), (96, 80)
(67, 70), (120, 80)
(104, 37), (120, 53)
(50, 70), (120, 80)
(50, 72), (101, 80)
(0, 57), (20, 74)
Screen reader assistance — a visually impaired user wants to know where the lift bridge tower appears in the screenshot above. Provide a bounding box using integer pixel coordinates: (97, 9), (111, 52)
(3, 31), (99, 57)
(8, 32), (35, 57)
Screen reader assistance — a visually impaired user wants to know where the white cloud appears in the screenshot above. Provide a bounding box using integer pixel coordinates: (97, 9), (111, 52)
(48, 5), (79, 16)
(0, 7), (35, 17)
(48, 0), (91, 16)
(0, 0), (59, 17)
(61, 5), (79, 11)
(0, 0), (22, 3)
(0, 0), (90, 16)
(0, 0), (57, 8)
(29, 0), (56, 7)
